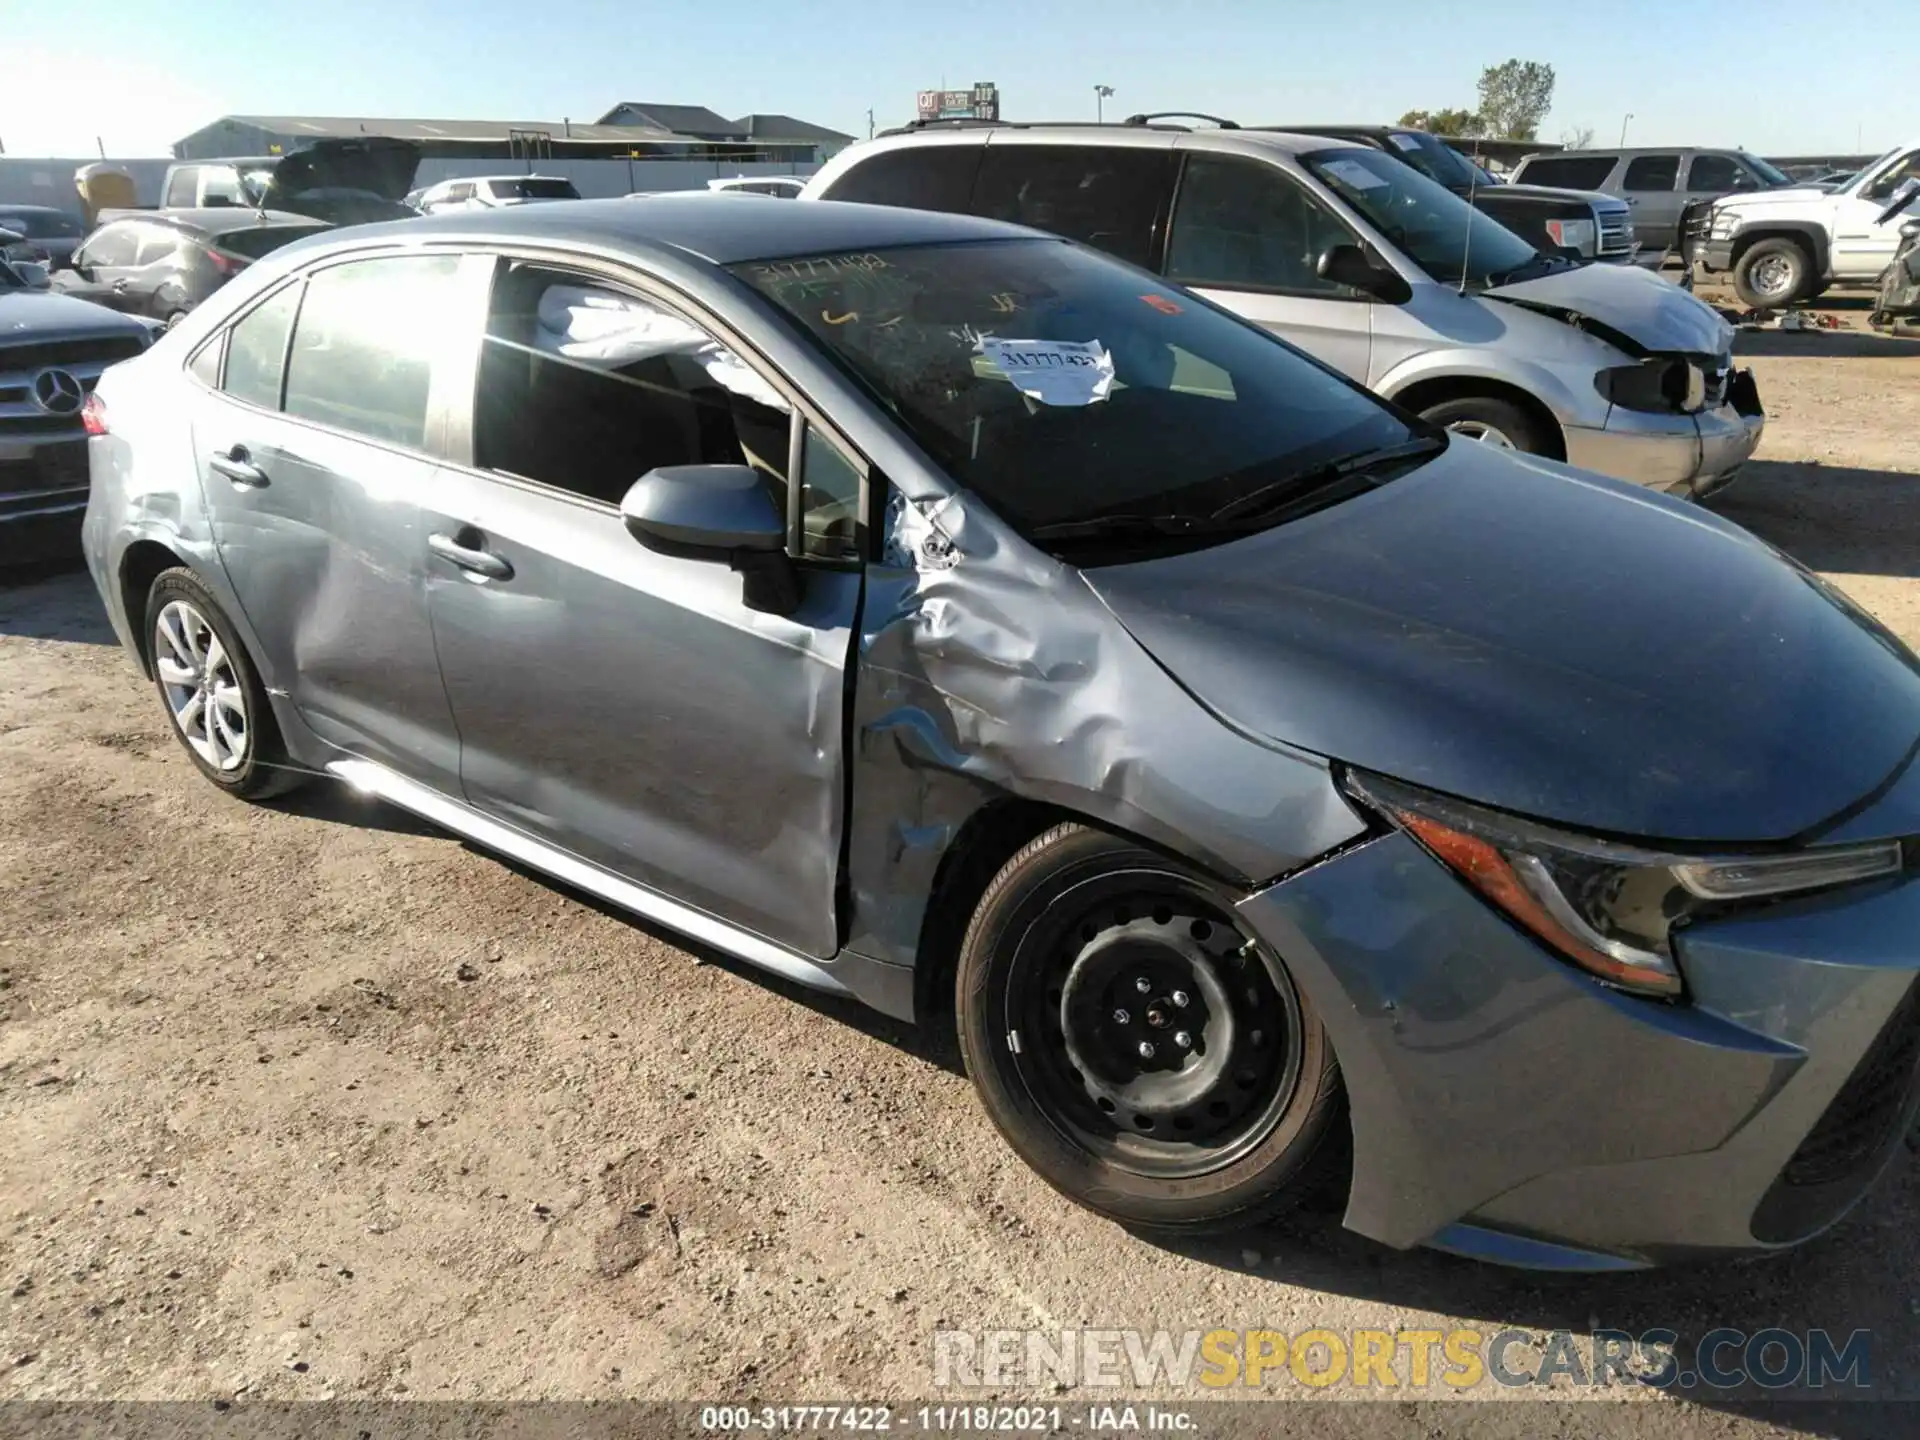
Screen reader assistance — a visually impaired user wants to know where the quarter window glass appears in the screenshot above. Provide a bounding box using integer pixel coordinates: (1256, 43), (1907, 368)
(78, 225), (139, 268)
(132, 228), (181, 266)
(818, 146), (981, 212)
(188, 335), (224, 388)
(799, 425), (863, 560)
(1513, 156), (1617, 189)
(473, 264), (794, 515)
(971, 145), (1173, 269)
(1167, 155), (1360, 296)
(1622, 156), (1679, 192)
(221, 283), (302, 410)
(282, 254), (464, 448)
(1687, 155), (1740, 191)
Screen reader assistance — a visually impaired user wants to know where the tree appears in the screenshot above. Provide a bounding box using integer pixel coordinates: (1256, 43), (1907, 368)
(1477, 59), (1556, 141)
(1560, 124), (1596, 150)
(1398, 107), (1481, 137)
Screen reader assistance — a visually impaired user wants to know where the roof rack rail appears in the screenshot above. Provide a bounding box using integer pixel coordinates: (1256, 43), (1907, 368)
(1122, 111), (1239, 129)
(877, 116), (1202, 138)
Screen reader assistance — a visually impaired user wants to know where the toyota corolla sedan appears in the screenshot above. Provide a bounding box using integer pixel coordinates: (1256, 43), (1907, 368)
(82, 198), (1920, 1269)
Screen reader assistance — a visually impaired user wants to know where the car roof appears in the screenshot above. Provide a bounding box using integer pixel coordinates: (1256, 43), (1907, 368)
(439, 174), (572, 184)
(861, 123), (1360, 160)
(1525, 147), (1739, 159)
(145, 208), (325, 232)
(322, 194), (1042, 265)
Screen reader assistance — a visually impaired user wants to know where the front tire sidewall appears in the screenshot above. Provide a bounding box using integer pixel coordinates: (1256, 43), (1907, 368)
(957, 825), (1340, 1233)
(1735, 240), (1811, 310)
(146, 569), (293, 800)
(1419, 396), (1548, 456)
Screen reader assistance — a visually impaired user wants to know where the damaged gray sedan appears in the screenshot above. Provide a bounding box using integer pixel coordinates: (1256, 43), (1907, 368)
(83, 199), (1920, 1269)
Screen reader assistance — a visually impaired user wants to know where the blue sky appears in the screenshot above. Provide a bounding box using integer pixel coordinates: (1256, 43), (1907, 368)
(3, 0), (1914, 160)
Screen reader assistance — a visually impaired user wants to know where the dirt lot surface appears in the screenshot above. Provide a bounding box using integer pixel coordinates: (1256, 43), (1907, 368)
(2, 318), (1918, 1436)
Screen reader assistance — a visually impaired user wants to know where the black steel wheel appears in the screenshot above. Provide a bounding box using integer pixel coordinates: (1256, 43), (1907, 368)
(957, 823), (1342, 1233)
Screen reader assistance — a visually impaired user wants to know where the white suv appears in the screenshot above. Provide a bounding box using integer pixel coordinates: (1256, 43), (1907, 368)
(1700, 140), (1920, 308)
(414, 175), (582, 213)
(805, 121), (1764, 498)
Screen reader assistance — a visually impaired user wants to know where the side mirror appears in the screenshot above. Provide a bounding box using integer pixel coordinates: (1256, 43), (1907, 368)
(619, 464), (800, 616)
(1316, 244), (1413, 304)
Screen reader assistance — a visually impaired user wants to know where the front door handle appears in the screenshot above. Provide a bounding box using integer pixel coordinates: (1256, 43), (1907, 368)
(209, 447), (268, 488)
(428, 530), (514, 581)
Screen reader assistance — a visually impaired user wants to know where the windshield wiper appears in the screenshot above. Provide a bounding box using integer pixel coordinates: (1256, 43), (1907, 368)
(1027, 512), (1257, 543)
(1208, 436), (1446, 523)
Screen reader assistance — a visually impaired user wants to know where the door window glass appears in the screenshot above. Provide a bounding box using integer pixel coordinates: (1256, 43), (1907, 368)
(282, 254), (464, 449)
(473, 263), (795, 518)
(1513, 155), (1618, 190)
(221, 282), (302, 410)
(1687, 155), (1740, 191)
(77, 224), (139, 268)
(1167, 154), (1361, 296)
(817, 145), (981, 213)
(971, 145), (1174, 269)
(1622, 156), (1679, 192)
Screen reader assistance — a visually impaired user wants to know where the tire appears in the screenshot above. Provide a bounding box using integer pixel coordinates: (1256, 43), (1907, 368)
(955, 823), (1342, 1234)
(145, 567), (305, 800)
(162, 310), (187, 330)
(1418, 395), (1550, 455)
(1733, 237), (1814, 310)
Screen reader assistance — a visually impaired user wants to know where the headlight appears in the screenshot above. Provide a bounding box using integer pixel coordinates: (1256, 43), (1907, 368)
(1709, 210), (1737, 239)
(1345, 771), (1905, 998)
(1596, 356), (1709, 414)
(1541, 218), (1597, 257)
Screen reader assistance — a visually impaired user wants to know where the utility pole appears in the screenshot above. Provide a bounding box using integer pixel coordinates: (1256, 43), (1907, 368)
(867, 109), (875, 139)
(1095, 84), (1115, 122)
(1618, 113), (1633, 147)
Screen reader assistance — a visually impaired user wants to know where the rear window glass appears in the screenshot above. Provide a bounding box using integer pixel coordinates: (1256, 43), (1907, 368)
(216, 226), (325, 260)
(496, 178), (580, 200)
(1515, 156), (1618, 190)
(817, 146), (982, 212)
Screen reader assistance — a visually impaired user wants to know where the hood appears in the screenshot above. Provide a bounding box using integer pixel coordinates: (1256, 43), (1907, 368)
(1483, 260), (1732, 356)
(1082, 443), (1920, 845)
(261, 138), (420, 202)
(1714, 185), (1833, 212)
(0, 287), (153, 341)
(1489, 182), (1630, 214)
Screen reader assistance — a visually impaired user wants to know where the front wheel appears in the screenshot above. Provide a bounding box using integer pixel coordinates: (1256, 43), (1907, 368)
(1733, 237), (1814, 310)
(1418, 395), (1550, 455)
(956, 824), (1342, 1233)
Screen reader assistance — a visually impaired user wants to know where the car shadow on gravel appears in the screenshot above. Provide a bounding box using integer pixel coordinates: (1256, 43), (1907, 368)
(270, 781), (452, 839)
(1142, 1153), (1920, 1418)
(1733, 329), (1920, 359)
(0, 560), (114, 643)
(1712, 461), (1920, 578)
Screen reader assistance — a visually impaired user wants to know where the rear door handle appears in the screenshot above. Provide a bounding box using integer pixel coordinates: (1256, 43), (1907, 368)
(428, 530), (514, 581)
(209, 447), (268, 488)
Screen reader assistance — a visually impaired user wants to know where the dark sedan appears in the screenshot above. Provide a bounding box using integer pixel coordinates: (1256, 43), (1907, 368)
(50, 210), (329, 328)
(0, 205), (87, 269)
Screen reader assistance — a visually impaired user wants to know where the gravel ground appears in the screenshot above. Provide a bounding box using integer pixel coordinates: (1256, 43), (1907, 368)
(1, 327), (1917, 1436)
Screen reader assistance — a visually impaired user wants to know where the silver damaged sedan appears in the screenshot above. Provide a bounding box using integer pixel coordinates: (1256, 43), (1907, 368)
(82, 198), (1920, 1269)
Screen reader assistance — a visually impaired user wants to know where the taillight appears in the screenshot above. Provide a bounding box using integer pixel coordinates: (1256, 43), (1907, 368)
(81, 392), (108, 436)
(206, 248), (238, 276)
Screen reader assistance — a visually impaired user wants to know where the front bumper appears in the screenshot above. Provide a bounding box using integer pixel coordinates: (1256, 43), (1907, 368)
(0, 435), (89, 565)
(1701, 238), (1735, 273)
(1238, 831), (1920, 1269)
(1562, 373), (1765, 499)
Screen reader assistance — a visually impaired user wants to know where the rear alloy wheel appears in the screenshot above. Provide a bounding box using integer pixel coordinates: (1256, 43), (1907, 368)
(1419, 395), (1549, 455)
(957, 824), (1342, 1233)
(146, 568), (304, 800)
(1733, 237), (1813, 310)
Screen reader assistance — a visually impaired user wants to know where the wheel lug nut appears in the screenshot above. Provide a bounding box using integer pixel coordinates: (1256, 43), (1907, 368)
(1171, 990), (1190, 1008)
(1174, 1030), (1192, 1050)
(1134, 976), (1152, 994)
(1112, 1008), (1130, 1025)
(1137, 1041), (1156, 1060)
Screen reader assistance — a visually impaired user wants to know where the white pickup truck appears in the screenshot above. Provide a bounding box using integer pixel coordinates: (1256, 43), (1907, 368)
(1700, 139), (1920, 308)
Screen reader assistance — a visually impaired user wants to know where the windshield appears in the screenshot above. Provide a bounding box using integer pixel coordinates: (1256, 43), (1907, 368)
(1381, 131), (1483, 191)
(731, 239), (1420, 556)
(498, 178), (580, 200)
(1302, 147), (1541, 288)
(0, 210), (82, 239)
(1743, 153), (1793, 187)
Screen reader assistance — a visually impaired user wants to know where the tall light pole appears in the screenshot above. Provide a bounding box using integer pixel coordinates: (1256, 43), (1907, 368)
(1095, 84), (1115, 123)
(1619, 112), (1634, 147)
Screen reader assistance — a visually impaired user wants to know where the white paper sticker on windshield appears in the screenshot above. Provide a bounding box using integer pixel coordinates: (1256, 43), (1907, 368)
(1323, 158), (1389, 189)
(1387, 133), (1420, 152)
(977, 338), (1115, 407)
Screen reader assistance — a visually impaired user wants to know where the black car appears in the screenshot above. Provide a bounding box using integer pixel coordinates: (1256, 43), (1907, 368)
(0, 261), (152, 563)
(49, 211), (330, 328)
(1271, 125), (1640, 264)
(0, 205), (87, 269)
